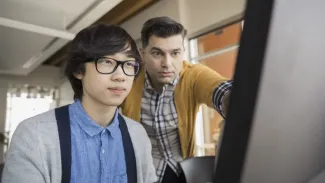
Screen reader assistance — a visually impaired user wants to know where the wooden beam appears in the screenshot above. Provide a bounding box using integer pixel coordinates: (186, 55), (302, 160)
(44, 0), (158, 66)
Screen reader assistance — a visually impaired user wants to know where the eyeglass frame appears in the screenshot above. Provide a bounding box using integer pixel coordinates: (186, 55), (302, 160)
(85, 57), (141, 76)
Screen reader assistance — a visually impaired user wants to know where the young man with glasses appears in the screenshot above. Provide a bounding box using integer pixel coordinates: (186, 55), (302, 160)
(2, 24), (157, 183)
(121, 17), (233, 183)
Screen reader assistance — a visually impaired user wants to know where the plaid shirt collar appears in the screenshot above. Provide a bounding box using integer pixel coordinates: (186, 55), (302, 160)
(144, 71), (179, 91)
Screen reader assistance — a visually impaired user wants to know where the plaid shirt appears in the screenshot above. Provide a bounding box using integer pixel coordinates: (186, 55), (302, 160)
(140, 73), (233, 182)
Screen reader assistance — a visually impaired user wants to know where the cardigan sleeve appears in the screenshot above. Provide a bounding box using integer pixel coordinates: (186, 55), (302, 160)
(142, 131), (158, 183)
(212, 80), (233, 118)
(192, 63), (232, 118)
(2, 121), (46, 183)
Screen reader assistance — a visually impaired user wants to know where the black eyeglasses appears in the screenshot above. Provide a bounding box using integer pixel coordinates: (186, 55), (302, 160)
(92, 57), (140, 76)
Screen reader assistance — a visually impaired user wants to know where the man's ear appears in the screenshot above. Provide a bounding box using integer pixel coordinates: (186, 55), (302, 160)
(139, 47), (145, 59)
(73, 71), (83, 80)
(139, 48), (146, 67)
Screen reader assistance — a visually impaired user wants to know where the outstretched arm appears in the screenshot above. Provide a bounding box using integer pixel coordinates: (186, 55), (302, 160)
(192, 63), (233, 118)
(212, 80), (233, 118)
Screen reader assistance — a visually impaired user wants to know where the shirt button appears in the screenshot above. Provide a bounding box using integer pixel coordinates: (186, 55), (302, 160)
(102, 149), (105, 153)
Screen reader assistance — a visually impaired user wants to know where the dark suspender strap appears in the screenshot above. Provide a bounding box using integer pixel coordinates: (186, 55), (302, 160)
(118, 114), (137, 183)
(55, 105), (72, 183)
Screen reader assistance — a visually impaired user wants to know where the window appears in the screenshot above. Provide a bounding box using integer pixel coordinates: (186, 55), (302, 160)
(4, 85), (57, 153)
(190, 21), (242, 64)
(190, 21), (243, 156)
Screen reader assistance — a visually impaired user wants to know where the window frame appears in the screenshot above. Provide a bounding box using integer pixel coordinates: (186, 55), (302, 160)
(190, 19), (244, 156)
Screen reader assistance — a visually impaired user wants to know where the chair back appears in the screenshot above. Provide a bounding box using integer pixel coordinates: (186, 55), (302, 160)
(180, 156), (215, 183)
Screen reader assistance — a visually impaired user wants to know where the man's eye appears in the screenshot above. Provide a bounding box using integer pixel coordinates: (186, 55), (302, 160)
(125, 62), (136, 67)
(98, 59), (113, 64)
(152, 52), (162, 56)
(172, 52), (180, 56)
(105, 60), (113, 64)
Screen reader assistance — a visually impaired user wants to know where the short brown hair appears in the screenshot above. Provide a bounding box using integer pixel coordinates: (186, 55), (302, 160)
(141, 16), (187, 48)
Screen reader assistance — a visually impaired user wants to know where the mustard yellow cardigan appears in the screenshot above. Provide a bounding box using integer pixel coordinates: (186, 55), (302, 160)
(121, 61), (227, 158)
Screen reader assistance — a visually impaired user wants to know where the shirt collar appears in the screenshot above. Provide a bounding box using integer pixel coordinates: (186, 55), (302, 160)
(70, 100), (120, 138)
(144, 71), (179, 91)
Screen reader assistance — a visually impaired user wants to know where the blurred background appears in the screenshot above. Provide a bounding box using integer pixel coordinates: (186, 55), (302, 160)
(0, 0), (245, 162)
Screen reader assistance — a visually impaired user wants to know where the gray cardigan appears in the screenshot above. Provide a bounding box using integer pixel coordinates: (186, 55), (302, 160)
(2, 106), (157, 183)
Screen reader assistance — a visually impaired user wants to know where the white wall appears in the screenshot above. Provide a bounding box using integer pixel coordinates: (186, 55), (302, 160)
(58, 79), (74, 107)
(121, 0), (181, 40)
(184, 0), (246, 36)
(0, 65), (61, 88)
(121, 0), (246, 40)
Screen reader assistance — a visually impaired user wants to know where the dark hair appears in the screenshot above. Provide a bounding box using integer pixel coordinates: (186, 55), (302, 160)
(64, 23), (141, 101)
(141, 16), (187, 48)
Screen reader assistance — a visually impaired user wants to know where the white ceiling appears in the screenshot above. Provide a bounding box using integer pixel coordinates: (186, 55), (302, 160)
(0, 0), (122, 76)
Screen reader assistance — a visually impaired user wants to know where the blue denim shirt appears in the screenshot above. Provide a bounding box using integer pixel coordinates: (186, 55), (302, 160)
(69, 101), (127, 183)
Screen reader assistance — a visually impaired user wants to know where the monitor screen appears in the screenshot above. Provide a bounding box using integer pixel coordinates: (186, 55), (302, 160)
(214, 0), (325, 182)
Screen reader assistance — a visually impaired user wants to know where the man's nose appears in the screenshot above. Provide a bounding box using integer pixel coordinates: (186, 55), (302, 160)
(161, 54), (172, 67)
(111, 66), (126, 81)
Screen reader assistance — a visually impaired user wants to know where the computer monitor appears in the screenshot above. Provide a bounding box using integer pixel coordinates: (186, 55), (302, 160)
(213, 0), (325, 182)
